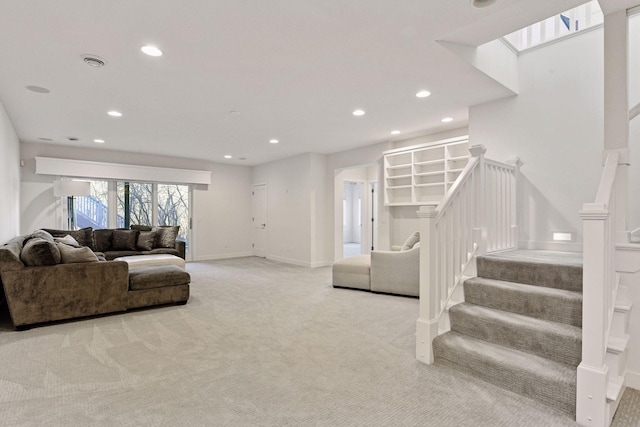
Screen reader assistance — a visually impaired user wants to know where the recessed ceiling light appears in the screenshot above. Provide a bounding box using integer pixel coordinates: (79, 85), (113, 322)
(416, 90), (431, 98)
(471, 0), (497, 8)
(441, 117), (453, 123)
(141, 45), (163, 57)
(82, 55), (107, 67)
(229, 110), (241, 116)
(390, 130), (401, 135)
(26, 85), (50, 93)
(353, 109), (365, 116)
(94, 139), (105, 143)
(224, 155), (232, 159)
(107, 111), (122, 117)
(269, 139), (279, 144)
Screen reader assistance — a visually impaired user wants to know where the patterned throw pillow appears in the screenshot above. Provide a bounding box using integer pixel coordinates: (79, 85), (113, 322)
(136, 231), (157, 251)
(112, 230), (138, 251)
(152, 226), (180, 249)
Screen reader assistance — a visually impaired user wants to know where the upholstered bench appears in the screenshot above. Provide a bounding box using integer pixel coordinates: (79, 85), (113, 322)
(126, 264), (190, 309)
(114, 254), (185, 269)
(332, 254), (371, 291)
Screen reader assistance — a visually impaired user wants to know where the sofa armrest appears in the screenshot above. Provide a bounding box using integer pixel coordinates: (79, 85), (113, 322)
(1, 261), (129, 327)
(370, 246), (420, 296)
(175, 240), (186, 259)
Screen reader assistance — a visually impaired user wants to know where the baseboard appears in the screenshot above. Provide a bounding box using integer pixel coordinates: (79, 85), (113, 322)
(310, 260), (332, 268)
(518, 240), (583, 252)
(267, 254), (310, 267)
(626, 371), (640, 390)
(192, 251), (253, 262)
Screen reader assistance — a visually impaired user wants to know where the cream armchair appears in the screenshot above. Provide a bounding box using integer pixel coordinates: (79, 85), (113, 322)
(332, 232), (420, 297)
(370, 244), (420, 296)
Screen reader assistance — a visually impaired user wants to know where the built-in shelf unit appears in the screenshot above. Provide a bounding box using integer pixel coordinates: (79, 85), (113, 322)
(383, 136), (470, 206)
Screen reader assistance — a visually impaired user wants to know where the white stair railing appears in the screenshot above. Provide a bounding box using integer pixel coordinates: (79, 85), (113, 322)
(577, 151), (620, 426)
(416, 145), (520, 364)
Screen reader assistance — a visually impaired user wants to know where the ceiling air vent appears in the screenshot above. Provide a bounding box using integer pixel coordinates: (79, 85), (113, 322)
(82, 54), (107, 67)
(471, 0), (497, 8)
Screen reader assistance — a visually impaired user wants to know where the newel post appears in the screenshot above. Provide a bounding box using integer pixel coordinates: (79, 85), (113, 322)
(469, 145), (487, 255)
(416, 205), (439, 364)
(576, 203), (610, 426)
(507, 156), (522, 248)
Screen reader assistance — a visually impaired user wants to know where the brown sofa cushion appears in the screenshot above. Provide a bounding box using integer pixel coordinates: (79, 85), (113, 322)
(42, 227), (94, 250)
(136, 231), (157, 251)
(112, 230), (138, 251)
(0, 237), (26, 272)
(128, 265), (190, 291)
(20, 238), (61, 266)
(93, 229), (113, 252)
(57, 243), (99, 264)
(153, 226), (180, 249)
(131, 224), (153, 232)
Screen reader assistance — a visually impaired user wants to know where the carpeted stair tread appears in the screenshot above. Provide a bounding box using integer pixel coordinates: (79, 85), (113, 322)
(449, 302), (582, 366)
(464, 277), (582, 327)
(477, 251), (583, 292)
(433, 332), (577, 415)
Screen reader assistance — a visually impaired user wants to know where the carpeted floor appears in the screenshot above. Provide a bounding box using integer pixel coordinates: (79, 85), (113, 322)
(0, 257), (637, 426)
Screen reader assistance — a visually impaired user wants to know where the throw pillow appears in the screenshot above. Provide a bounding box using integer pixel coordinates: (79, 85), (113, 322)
(131, 224), (153, 232)
(42, 227), (94, 249)
(57, 243), (98, 264)
(152, 226), (180, 249)
(136, 231), (157, 251)
(93, 229), (114, 252)
(54, 235), (81, 247)
(112, 230), (138, 251)
(20, 237), (61, 266)
(401, 231), (420, 251)
(24, 229), (55, 243)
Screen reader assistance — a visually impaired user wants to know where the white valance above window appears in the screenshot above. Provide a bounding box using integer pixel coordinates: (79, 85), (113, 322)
(35, 156), (211, 185)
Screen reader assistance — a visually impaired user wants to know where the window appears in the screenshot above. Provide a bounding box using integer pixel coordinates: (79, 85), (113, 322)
(158, 183), (190, 248)
(117, 182), (153, 228)
(74, 180), (109, 230)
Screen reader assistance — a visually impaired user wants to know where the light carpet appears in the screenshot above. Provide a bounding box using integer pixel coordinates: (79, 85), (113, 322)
(0, 257), (637, 426)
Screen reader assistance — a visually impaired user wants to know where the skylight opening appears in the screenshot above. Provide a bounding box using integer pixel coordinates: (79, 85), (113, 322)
(502, 0), (603, 52)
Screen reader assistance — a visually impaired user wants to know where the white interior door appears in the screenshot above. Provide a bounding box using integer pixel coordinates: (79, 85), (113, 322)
(252, 184), (267, 257)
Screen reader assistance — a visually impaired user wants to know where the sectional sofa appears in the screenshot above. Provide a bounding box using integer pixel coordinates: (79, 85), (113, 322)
(0, 227), (190, 329)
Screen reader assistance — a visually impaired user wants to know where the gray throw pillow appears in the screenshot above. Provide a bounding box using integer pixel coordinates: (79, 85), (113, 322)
(54, 235), (81, 247)
(20, 237), (61, 266)
(401, 231), (420, 251)
(136, 231), (157, 251)
(152, 226), (180, 249)
(112, 230), (138, 251)
(57, 243), (98, 264)
(25, 229), (55, 243)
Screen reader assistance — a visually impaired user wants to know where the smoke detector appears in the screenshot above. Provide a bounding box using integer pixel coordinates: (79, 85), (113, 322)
(82, 54), (107, 67)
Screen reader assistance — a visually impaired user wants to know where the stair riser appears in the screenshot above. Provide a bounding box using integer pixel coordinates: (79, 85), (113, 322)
(606, 349), (629, 378)
(477, 257), (582, 292)
(434, 335), (576, 415)
(449, 306), (581, 366)
(464, 280), (582, 327)
(611, 309), (630, 336)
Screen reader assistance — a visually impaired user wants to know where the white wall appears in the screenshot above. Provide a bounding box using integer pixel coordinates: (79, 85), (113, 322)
(628, 14), (640, 232)
(0, 101), (20, 242)
(19, 142), (252, 260)
(252, 153), (321, 267)
(470, 28), (604, 250)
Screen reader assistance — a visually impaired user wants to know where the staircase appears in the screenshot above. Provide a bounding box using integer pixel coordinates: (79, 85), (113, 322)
(432, 250), (631, 418)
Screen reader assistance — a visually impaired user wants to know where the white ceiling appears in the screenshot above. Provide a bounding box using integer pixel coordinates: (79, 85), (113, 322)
(0, 0), (593, 166)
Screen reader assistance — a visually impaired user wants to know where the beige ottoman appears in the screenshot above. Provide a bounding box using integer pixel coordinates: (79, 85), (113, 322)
(332, 255), (371, 291)
(114, 254), (185, 269)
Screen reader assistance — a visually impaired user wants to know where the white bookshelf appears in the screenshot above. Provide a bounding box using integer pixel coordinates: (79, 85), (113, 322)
(383, 136), (470, 206)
